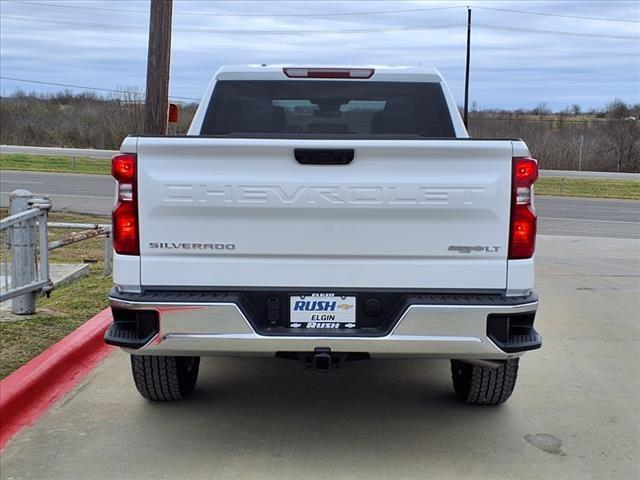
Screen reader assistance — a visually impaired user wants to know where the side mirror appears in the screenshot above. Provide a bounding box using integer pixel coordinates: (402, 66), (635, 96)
(168, 103), (180, 124)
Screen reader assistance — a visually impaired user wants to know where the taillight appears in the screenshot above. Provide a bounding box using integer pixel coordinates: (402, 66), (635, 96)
(283, 67), (374, 79)
(509, 157), (538, 259)
(112, 153), (139, 255)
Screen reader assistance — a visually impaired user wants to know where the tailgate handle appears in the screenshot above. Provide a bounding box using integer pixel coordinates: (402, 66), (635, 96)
(294, 149), (354, 165)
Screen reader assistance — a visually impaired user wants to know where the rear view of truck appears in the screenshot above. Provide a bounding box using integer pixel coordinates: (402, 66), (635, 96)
(105, 66), (541, 405)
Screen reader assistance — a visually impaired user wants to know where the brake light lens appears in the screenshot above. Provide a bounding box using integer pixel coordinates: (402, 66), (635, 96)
(113, 201), (139, 255)
(509, 157), (538, 259)
(514, 158), (538, 186)
(283, 67), (374, 79)
(112, 153), (135, 183)
(112, 153), (139, 255)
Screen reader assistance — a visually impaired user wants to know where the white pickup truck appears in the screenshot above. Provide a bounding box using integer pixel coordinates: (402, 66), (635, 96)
(105, 65), (541, 405)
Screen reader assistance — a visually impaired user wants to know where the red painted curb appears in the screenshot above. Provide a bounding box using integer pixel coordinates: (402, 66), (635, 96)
(0, 308), (114, 450)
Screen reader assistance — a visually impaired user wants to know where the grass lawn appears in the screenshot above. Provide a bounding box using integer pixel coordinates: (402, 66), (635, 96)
(535, 177), (640, 200)
(1, 153), (110, 175)
(0, 209), (112, 379)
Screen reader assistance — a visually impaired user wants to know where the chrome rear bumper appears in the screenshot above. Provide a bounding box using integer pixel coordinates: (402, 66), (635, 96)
(107, 291), (540, 359)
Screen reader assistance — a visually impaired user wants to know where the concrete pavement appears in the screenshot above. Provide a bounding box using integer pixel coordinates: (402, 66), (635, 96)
(1, 263), (89, 318)
(1, 234), (638, 480)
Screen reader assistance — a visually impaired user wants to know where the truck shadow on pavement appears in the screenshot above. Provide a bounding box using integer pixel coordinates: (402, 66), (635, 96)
(133, 356), (519, 459)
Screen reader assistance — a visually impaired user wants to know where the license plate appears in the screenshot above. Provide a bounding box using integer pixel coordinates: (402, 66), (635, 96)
(290, 294), (356, 329)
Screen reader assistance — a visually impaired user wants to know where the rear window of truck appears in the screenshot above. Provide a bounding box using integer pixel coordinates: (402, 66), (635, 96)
(201, 80), (455, 138)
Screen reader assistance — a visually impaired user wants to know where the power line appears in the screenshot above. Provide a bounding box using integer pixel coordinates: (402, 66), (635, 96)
(178, 24), (465, 35)
(1, 18), (636, 59)
(474, 6), (640, 24)
(474, 46), (640, 57)
(1, 15), (465, 35)
(0, 76), (200, 101)
(5, 0), (465, 18)
(474, 24), (638, 40)
(8, 0), (639, 25)
(1, 14), (150, 31)
(3, 14), (638, 40)
(177, 23), (465, 35)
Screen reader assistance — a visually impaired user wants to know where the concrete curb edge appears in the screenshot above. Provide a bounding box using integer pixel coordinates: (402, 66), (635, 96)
(0, 308), (113, 450)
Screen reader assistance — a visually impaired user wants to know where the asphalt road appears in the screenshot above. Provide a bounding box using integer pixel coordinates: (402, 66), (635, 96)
(1, 170), (639, 238)
(1, 235), (638, 479)
(0, 171), (114, 216)
(537, 197), (640, 239)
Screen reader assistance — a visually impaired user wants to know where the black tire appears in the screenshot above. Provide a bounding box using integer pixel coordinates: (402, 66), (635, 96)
(450, 358), (519, 405)
(130, 355), (200, 401)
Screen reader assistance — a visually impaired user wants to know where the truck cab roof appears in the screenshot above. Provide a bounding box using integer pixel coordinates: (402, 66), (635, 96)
(214, 65), (444, 83)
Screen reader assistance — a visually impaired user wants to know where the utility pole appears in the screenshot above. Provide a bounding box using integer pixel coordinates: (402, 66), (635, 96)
(463, 6), (471, 129)
(144, 0), (173, 134)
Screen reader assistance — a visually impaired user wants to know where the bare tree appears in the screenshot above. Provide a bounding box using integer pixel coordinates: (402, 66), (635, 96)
(1, 92), (638, 173)
(599, 99), (640, 172)
(532, 102), (551, 118)
(0, 89), (196, 149)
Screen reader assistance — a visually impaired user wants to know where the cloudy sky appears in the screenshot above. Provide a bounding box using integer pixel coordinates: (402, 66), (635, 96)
(1, 0), (638, 110)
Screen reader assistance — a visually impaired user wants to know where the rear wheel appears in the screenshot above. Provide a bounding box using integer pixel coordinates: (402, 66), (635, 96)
(450, 358), (519, 405)
(131, 355), (200, 401)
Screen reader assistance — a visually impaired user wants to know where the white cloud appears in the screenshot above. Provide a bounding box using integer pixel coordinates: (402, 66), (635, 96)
(1, 0), (638, 109)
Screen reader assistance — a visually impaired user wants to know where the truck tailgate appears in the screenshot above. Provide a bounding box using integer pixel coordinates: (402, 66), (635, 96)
(135, 138), (513, 290)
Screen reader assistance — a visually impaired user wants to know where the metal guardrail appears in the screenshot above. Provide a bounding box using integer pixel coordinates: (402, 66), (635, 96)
(2, 145), (639, 180)
(1, 190), (113, 314)
(1, 192), (52, 310)
(48, 222), (112, 275)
